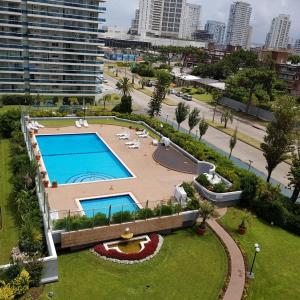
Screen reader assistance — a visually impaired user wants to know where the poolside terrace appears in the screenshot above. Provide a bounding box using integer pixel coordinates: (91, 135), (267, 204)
(36, 124), (195, 216)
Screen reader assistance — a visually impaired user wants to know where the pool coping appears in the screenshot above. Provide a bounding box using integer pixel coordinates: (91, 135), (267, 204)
(75, 192), (143, 217)
(35, 131), (136, 187)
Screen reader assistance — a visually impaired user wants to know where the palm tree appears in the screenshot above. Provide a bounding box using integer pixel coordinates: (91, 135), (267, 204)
(139, 78), (148, 89)
(188, 108), (200, 134)
(198, 200), (218, 231)
(175, 102), (190, 131)
(116, 77), (134, 97)
(199, 117), (209, 140)
(102, 94), (112, 110)
(229, 127), (238, 159)
(220, 110), (233, 128)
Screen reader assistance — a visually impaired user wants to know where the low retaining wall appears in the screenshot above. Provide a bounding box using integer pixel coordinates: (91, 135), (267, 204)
(219, 97), (275, 122)
(193, 179), (242, 207)
(61, 214), (184, 248)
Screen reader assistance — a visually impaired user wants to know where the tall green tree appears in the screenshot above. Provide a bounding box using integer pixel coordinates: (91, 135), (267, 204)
(102, 94), (112, 110)
(148, 70), (172, 117)
(116, 77), (133, 97)
(288, 135), (300, 202)
(261, 96), (298, 182)
(229, 127), (238, 159)
(220, 110), (233, 128)
(139, 78), (149, 89)
(199, 117), (209, 140)
(188, 108), (201, 134)
(175, 102), (190, 130)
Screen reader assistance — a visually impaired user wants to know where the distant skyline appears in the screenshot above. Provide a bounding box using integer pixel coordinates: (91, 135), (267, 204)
(105, 0), (300, 44)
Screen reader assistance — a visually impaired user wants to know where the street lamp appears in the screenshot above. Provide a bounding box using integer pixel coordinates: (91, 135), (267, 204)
(247, 243), (260, 279)
(248, 160), (254, 171)
(82, 106), (87, 121)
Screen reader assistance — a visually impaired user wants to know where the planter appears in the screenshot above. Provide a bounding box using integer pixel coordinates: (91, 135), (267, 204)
(36, 154), (41, 161)
(29, 132), (33, 138)
(238, 225), (247, 235)
(34, 129), (38, 134)
(52, 181), (58, 188)
(33, 143), (37, 149)
(43, 180), (49, 188)
(41, 171), (47, 179)
(196, 226), (207, 236)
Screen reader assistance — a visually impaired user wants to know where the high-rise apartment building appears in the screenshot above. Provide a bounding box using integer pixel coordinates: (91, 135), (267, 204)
(0, 0), (106, 96)
(134, 0), (198, 39)
(265, 14), (291, 50)
(225, 1), (252, 49)
(295, 39), (300, 55)
(205, 20), (226, 45)
(180, 2), (201, 39)
(130, 9), (140, 35)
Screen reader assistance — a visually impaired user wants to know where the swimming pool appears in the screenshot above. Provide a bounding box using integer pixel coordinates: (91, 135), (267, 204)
(79, 194), (140, 217)
(36, 133), (133, 184)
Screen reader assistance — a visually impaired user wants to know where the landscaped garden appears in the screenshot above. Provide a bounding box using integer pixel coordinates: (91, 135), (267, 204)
(40, 229), (228, 300)
(220, 208), (300, 300)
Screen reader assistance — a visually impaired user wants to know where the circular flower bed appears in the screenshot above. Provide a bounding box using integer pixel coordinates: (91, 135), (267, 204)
(91, 233), (163, 264)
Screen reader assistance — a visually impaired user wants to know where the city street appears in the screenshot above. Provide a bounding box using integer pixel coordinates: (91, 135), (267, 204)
(105, 74), (291, 187)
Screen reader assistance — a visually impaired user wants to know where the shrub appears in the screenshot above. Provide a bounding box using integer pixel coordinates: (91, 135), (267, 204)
(25, 259), (43, 287)
(11, 269), (30, 297)
(0, 109), (21, 138)
(0, 281), (14, 300)
(154, 204), (173, 217)
(136, 208), (154, 219)
(6, 262), (23, 281)
(213, 182), (227, 193)
(196, 174), (210, 188)
(181, 182), (195, 198)
(186, 198), (200, 210)
(93, 213), (109, 227)
(112, 211), (133, 223)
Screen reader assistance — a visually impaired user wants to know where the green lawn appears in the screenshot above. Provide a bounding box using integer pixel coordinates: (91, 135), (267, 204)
(40, 229), (227, 300)
(193, 93), (213, 103)
(220, 208), (300, 300)
(0, 139), (18, 264)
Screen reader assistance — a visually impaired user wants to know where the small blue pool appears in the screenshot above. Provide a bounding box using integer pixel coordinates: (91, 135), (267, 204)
(79, 194), (140, 217)
(36, 133), (133, 184)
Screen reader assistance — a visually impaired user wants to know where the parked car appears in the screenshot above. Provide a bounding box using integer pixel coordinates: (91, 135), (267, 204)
(183, 94), (192, 101)
(170, 89), (176, 94)
(176, 92), (184, 97)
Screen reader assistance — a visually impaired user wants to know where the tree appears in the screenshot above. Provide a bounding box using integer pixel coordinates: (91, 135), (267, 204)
(175, 102), (190, 130)
(112, 95), (132, 114)
(288, 55), (300, 64)
(116, 77), (133, 97)
(261, 96), (298, 182)
(211, 89), (223, 122)
(220, 110), (233, 128)
(148, 70), (172, 117)
(102, 94), (112, 110)
(139, 78), (149, 89)
(188, 108), (200, 134)
(229, 127), (238, 159)
(198, 117), (209, 140)
(288, 136), (300, 202)
(198, 200), (218, 229)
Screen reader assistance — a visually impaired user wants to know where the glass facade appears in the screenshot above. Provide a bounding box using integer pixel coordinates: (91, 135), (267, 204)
(0, 0), (106, 95)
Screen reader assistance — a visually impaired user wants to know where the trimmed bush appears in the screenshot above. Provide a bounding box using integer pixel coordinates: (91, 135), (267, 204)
(112, 211), (133, 224)
(213, 183), (227, 193)
(136, 208), (155, 219)
(196, 174), (210, 188)
(181, 182), (195, 198)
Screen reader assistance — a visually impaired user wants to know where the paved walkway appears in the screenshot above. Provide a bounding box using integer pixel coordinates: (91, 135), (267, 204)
(207, 217), (245, 300)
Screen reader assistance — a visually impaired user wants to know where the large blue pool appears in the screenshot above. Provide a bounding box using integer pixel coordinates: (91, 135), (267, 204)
(36, 133), (133, 184)
(79, 194), (139, 217)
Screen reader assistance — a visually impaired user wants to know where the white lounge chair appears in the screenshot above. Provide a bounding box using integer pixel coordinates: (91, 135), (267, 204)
(139, 132), (149, 138)
(152, 139), (159, 146)
(33, 121), (45, 128)
(116, 132), (129, 136)
(136, 129), (146, 136)
(125, 139), (137, 145)
(27, 123), (39, 131)
(83, 120), (89, 127)
(75, 120), (81, 128)
(129, 142), (140, 149)
(119, 133), (130, 140)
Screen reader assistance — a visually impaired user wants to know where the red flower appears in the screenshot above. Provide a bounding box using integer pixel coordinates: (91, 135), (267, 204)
(94, 234), (160, 261)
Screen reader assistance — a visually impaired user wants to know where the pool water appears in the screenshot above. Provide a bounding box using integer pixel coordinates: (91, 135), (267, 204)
(36, 133), (133, 184)
(79, 194), (139, 217)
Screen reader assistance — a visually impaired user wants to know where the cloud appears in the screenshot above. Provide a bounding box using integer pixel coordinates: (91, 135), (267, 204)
(105, 0), (300, 43)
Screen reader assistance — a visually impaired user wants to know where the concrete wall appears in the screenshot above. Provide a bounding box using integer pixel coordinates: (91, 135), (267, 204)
(61, 214), (184, 248)
(193, 178), (242, 207)
(219, 97), (275, 122)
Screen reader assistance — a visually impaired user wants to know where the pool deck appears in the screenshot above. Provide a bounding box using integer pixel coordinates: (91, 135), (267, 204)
(36, 124), (195, 216)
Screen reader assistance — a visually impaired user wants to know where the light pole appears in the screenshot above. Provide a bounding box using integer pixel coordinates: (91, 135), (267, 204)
(247, 243), (260, 279)
(248, 160), (254, 171)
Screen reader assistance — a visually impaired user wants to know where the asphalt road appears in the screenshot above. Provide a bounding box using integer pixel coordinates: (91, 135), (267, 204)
(104, 75), (291, 188)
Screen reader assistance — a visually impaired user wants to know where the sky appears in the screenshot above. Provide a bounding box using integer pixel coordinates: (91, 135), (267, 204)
(104, 0), (300, 44)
